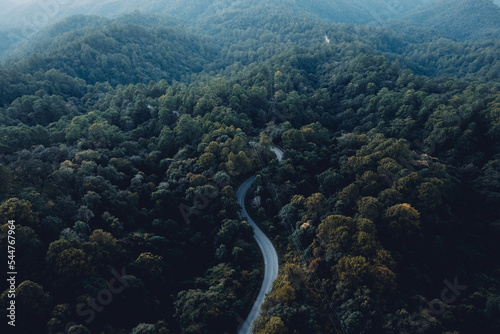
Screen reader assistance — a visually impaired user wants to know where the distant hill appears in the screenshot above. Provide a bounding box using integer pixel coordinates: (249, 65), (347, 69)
(1, 0), (497, 59)
(0, 0), (439, 32)
(4, 13), (218, 87)
(0, 0), (17, 13)
(0, 0), (219, 30)
(294, 0), (437, 25)
(398, 0), (500, 40)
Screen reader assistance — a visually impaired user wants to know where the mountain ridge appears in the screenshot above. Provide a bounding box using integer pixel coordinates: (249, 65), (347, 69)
(1, 0), (498, 59)
(398, 0), (500, 40)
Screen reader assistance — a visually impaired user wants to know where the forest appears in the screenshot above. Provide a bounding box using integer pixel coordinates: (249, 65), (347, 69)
(0, 1), (499, 333)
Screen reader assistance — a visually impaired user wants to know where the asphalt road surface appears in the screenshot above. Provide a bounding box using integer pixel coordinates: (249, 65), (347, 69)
(237, 147), (283, 334)
(270, 146), (284, 161)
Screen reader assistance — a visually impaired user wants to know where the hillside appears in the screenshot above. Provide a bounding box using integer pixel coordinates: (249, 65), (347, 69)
(0, 13), (218, 107)
(1, 0), (498, 60)
(0, 0), (435, 28)
(1, 4), (499, 109)
(294, 0), (436, 25)
(399, 0), (500, 40)
(0, 2), (499, 334)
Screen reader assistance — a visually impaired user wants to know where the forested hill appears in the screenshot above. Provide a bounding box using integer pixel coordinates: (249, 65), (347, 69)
(1, 6), (499, 109)
(5, 14), (217, 86)
(0, 2), (500, 334)
(0, 12), (220, 107)
(293, 0), (436, 25)
(398, 0), (500, 41)
(0, 0), (435, 29)
(2, 0), (498, 52)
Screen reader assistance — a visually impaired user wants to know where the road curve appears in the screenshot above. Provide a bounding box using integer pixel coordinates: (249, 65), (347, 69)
(270, 146), (284, 161)
(237, 177), (279, 334)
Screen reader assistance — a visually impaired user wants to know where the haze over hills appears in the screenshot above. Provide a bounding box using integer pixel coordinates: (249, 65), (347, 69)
(1, 0), (499, 61)
(0, 0), (439, 28)
(1, 7), (497, 102)
(398, 0), (500, 41)
(1, 0), (497, 32)
(11, 14), (218, 85)
(293, 0), (438, 25)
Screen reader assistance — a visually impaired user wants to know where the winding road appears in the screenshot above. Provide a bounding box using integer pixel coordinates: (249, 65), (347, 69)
(270, 146), (284, 161)
(237, 147), (283, 334)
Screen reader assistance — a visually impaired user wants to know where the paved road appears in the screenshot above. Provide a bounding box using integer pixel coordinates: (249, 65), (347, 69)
(270, 146), (284, 161)
(237, 147), (283, 334)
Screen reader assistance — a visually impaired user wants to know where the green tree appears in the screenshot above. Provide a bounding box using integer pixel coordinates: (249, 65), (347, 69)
(133, 252), (165, 281)
(281, 129), (305, 150)
(0, 281), (52, 332)
(0, 164), (12, 197)
(87, 229), (125, 266)
(55, 248), (96, 281)
(357, 196), (382, 221)
(174, 114), (202, 147)
(304, 192), (325, 217)
(383, 203), (421, 240)
(0, 198), (39, 228)
(336, 255), (370, 290)
(262, 317), (289, 334)
(259, 132), (273, 148)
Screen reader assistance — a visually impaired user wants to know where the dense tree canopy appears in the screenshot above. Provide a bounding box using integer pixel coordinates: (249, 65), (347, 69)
(0, 2), (499, 334)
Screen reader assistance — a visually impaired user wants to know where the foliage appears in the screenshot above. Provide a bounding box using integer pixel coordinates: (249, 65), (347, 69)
(0, 2), (499, 333)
